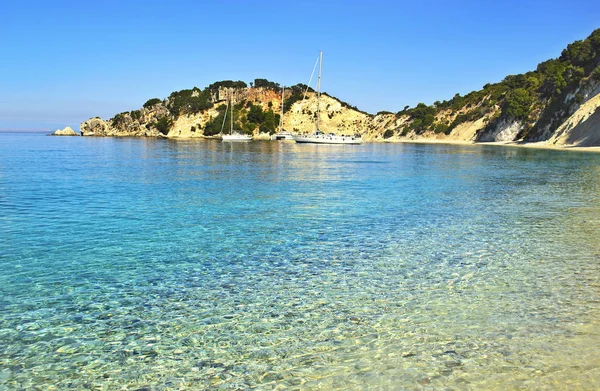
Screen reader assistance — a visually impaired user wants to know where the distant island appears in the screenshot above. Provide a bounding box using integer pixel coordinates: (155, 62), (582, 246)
(78, 29), (600, 148)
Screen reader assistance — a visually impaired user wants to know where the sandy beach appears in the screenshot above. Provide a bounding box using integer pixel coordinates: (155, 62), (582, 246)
(384, 137), (600, 153)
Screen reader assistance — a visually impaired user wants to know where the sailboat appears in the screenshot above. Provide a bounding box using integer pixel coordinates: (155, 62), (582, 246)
(271, 85), (295, 141)
(293, 51), (363, 145)
(221, 88), (252, 142)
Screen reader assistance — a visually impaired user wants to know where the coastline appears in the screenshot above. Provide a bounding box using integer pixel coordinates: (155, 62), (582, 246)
(383, 138), (600, 153)
(47, 129), (600, 152)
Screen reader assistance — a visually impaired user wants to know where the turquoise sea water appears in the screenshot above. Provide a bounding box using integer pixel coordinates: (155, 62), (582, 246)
(1, 132), (600, 390)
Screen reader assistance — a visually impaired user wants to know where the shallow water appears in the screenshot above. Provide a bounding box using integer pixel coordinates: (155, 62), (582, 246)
(1, 133), (600, 390)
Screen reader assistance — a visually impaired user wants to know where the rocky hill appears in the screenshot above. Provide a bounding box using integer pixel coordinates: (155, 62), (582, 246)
(80, 82), (378, 140)
(80, 28), (600, 147)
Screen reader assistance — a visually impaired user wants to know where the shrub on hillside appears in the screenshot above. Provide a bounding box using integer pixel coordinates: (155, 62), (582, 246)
(143, 98), (162, 108)
(283, 93), (303, 113)
(130, 110), (142, 121)
(593, 66), (600, 81)
(259, 110), (279, 134)
(155, 116), (173, 135)
(207, 80), (247, 90)
(111, 112), (128, 128)
(254, 78), (281, 91)
(167, 88), (212, 117)
(434, 123), (450, 134)
(204, 105), (229, 136)
(502, 88), (533, 121)
(247, 105), (265, 124)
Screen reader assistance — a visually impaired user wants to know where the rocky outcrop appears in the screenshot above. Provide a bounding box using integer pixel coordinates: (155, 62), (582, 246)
(80, 104), (171, 137)
(283, 94), (372, 138)
(80, 118), (111, 137)
(167, 107), (222, 139)
(52, 126), (79, 136)
(477, 118), (524, 142)
(80, 89), (380, 140)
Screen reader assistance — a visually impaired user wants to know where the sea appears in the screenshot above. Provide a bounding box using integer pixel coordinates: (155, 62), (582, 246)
(1, 132), (599, 390)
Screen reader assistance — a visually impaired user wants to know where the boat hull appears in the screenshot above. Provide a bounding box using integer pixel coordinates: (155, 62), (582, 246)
(271, 132), (295, 141)
(222, 134), (253, 142)
(294, 134), (363, 145)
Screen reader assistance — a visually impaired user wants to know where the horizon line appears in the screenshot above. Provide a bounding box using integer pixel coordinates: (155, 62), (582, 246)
(0, 128), (51, 133)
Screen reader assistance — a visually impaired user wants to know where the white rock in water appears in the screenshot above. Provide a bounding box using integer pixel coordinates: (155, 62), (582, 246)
(53, 126), (79, 136)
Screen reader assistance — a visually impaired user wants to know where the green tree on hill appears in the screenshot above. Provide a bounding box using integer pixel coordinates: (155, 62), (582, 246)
(247, 105), (265, 124)
(592, 66), (600, 81)
(155, 116), (173, 135)
(204, 105), (228, 136)
(434, 123), (450, 134)
(143, 98), (162, 108)
(167, 88), (212, 117)
(502, 88), (533, 120)
(207, 80), (247, 91)
(259, 110), (279, 134)
(254, 78), (281, 91)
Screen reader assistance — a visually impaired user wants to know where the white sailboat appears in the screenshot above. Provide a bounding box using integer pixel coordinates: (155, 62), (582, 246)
(221, 88), (252, 142)
(294, 51), (363, 145)
(271, 85), (295, 141)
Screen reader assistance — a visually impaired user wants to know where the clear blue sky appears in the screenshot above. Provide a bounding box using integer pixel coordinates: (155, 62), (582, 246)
(1, 0), (599, 131)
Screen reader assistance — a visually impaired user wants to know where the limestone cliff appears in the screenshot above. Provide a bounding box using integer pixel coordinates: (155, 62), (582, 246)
(547, 81), (600, 146)
(80, 103), (171, 137)
(80, 87), (381, 140)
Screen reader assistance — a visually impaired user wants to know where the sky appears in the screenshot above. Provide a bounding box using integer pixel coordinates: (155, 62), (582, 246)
(1, 0), (599, 131)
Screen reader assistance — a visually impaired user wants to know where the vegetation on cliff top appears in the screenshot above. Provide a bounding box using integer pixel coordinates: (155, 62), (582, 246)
(393, 28), (600, 140)
(166, 87), (212, 117)
(143, 98), (162, 108)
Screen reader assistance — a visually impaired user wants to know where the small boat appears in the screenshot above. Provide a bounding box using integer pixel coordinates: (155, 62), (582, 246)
(294, 131), (363, 144)
(221, 88), (252, 142)
(294, 51), (363, 145)
(271, 85), (295, 141)
(222, 133), (252, 141)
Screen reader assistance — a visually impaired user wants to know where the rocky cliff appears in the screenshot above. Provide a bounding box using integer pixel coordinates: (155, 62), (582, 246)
(547, 81), (600, 146)
(80, 86), (382, 141)
(80, 29), (600, 147)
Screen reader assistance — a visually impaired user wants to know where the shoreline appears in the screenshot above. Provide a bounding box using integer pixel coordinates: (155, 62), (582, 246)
(383, 138), (600, 153)
(14, 130), (599, 152)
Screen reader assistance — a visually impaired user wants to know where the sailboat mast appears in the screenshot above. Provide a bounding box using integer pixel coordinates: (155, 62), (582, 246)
(316, 50), (322, 131)
(279, 85), (285, 132)
(230, 88), (233, 134)
(220, 97), (229, 134)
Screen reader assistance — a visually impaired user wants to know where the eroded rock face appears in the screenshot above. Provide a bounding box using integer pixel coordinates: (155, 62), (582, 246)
(477, 119), (523, 142)
(548, 83), (600, 146)
(80, 118), (110, 136)
(52, 126), (79, 136)
(80, 111), (166, 137)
